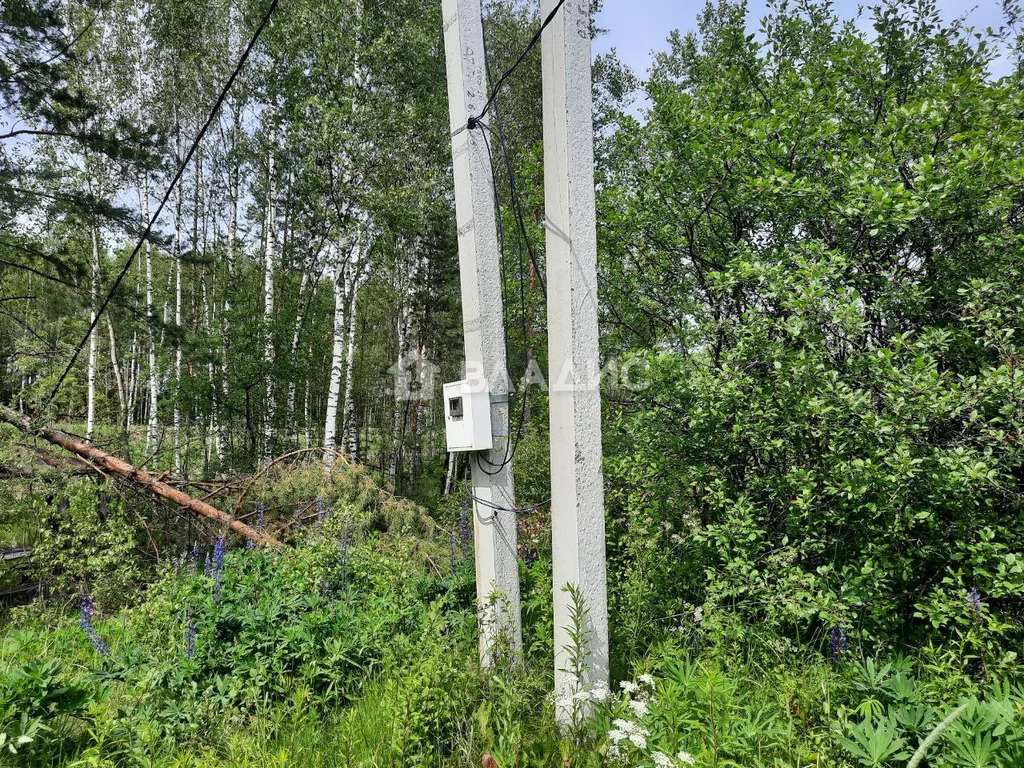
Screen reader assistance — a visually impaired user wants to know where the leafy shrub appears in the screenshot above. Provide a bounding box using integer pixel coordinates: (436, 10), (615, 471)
(31, 483), (141, 610)
(129, 537), (452, 708)
(0, 659), (103, 764)
(600, 0), (1024, 654)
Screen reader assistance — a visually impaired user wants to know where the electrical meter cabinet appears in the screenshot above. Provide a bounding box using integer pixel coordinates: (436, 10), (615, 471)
(443, 379), (492, 452)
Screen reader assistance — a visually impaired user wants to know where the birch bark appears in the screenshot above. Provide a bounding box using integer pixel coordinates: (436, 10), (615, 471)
(323, 246), (348, 469)
(341, 274), (360, 458)
(85, 224), (100, 442)
(262, 121), (278, 461)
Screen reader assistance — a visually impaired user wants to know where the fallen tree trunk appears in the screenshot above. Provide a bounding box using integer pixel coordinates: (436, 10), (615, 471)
(0, 404), (281, 547)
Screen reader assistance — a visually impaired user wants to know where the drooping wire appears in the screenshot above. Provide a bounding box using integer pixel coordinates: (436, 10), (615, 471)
(473, 124), (519, 475)
(482, 120), (546, 297)
(466, 482), (550, 515)
(475, 1), (547, 294)
(471, 129), (528, 475)
(43, 0), (282, 410)
(467, 0), (566, 129)
(484, 86), (536, 365)
(470, 21), (543, 476)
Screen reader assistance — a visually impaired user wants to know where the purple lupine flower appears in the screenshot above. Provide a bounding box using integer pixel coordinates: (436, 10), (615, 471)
(294, 505), (304, 528)
(322, 579), (331, 596)
(184, 610), (196, 660)
(522, 544), (537, 567)
(212, 536), (227, 603)
(967, 588), (983, 614)
(830, 623), (847, 661)
(212, 537), (226, 572)
(458, 501), (472, 558)
(79, 593), (93, 629)
(79, 595), (112, 658)
(192, 542), (201, 568)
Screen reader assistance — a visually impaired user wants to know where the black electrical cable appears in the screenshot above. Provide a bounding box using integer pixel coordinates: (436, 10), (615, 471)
(482, 119), (546, 297)
(474, 127), (528, 475)
(43, 0), (281, 410)
(470, 14), (551, 476)
(474, 23), (546, 301)
(473, 124), (519, 475)
(484, 97), (534, 395)
(467, 0), (566, 129)
(465, 482), (550, 515)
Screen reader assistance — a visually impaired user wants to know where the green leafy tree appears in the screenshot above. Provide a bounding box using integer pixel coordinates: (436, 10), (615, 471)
(601, 0), (1024, 654)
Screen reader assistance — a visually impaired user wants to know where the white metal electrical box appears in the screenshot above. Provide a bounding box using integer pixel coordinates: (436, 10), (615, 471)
(443, 379), (492, 452)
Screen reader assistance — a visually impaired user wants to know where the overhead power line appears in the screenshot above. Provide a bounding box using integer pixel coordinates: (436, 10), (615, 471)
(467, 0), (565, 129)
(44, 0), (282, 410)
(466, 482), (550, 515)
(470, 0), (567, 474)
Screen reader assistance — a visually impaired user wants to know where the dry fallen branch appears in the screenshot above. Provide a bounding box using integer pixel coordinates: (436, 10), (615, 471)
(0, 404), (282, 548)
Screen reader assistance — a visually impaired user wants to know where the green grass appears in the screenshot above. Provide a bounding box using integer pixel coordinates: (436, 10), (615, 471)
(2, 461), (1023, 768)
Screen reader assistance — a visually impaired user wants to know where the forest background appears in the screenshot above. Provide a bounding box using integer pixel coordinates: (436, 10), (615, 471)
(2, 0), (1024, 765)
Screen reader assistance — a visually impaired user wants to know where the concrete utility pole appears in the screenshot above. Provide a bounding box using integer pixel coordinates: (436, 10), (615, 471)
(542, 0), (610, 719)
(441, 0), (522, 665)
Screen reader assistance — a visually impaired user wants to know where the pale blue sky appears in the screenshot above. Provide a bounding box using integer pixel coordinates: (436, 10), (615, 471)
(594, 0), (1013, 77)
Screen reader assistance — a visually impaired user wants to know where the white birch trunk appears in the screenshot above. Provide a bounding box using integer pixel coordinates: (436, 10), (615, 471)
(124, 331), (136, 431)
(323, 266), (347, 470)
(142, 179), (159, 462)
(217, 150), (239, 467)
(443, 451), (456, 496)
(286, 267), (310, 438)
(173, 183), (183, 474)
(341, 274), (360, 457)
(303, 385), (310, 448)
(133, 0), (158, 461)
(388, 252), (415, 484)
(106, 315), (126, 428)
(262, 128), (278, 461)
(85, 225), (100, 442)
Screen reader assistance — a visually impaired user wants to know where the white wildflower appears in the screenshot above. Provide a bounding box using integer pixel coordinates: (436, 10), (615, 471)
(619, 680), (639, 694)
(628, 732), (647, 750)
(612, 718), (637, 733)
(612, 719), (648, 738)
(638, 673), (656, 687)
(677, 751), (695, 765)
(627, 698), (649, 718)
(607, 744), (623, 760)
(693, 606), (704, 623)
(590, 680), (611, 703)
(652, 752), (673, 768)
(608, 729), (628, 744)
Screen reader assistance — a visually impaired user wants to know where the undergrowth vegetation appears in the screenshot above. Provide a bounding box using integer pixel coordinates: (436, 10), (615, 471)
(4, 0), (1024, 766)
(2, 458), (1023, 767)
